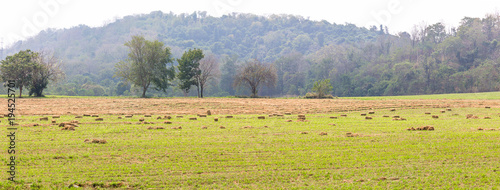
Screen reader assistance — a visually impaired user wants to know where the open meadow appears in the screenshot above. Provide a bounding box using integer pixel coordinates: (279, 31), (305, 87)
(1, 93), (500, 189)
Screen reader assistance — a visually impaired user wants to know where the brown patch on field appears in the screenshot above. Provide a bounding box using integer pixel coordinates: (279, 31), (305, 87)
(6, 98), (499, 116)
(59, 123), (79, 127)
(91, 139), (107, 144)
(415, 126), (434, 131)
(61, 126), (75, 131)
(319, 132), (327, 135)
(345, 132), (359, 137)
(147, 126), (164, 130)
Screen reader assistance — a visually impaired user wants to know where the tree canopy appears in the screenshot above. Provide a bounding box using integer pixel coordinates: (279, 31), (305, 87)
(114, 35), (175, 98)
(234, 59), (277, 97)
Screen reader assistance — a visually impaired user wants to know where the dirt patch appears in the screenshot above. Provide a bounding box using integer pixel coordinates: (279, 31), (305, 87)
(7, 97), (499, 116)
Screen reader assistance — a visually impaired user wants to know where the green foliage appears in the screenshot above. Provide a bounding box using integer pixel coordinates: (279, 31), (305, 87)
(219, 55), (238, 96)
(311, 79), (333, 98)
(114, 35), (175, 97)
(176, 48), (204, 96)
(0, 49), (38, 97)
(0, 50), (63, 97)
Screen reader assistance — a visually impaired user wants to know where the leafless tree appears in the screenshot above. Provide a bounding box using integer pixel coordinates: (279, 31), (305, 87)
(29, 50), (65, 96)
(195, 54), (220, 98)
(233, 59), (277, 98)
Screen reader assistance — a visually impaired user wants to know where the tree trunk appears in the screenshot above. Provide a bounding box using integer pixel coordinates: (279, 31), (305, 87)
(19, 85), (23, 98)
(196, 78), (200, 98)
(200, 84), (204, 98)
(142, 85), (147, 98)
(251, 86), (257, 98)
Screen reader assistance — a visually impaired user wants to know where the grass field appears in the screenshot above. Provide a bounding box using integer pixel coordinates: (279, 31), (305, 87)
(1, 93), (500, 189)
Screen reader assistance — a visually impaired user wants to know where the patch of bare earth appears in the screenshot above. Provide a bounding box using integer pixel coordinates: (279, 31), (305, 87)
(3, 98), (500, 116)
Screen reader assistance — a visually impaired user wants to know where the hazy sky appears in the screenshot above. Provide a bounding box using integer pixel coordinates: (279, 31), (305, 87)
(0, 0), (499, 47)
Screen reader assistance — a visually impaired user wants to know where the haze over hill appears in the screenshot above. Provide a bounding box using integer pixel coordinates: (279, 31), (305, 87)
(1, 11), (500, 98)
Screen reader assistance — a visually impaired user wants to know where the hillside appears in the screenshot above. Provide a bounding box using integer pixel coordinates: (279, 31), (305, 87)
(1, 11), (500, 97)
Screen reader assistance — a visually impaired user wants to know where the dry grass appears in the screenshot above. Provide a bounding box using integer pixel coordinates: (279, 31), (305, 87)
(7, 97), (500, 116)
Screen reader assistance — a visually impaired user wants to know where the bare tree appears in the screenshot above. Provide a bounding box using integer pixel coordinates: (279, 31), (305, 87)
(233, 59), (277, 98)
(29, 50), (65, 97)
(196, 54), (220, 98)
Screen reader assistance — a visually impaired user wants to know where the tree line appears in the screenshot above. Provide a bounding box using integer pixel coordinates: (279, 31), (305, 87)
(114, 35), (277, 98)
(1, 11), (500, 97)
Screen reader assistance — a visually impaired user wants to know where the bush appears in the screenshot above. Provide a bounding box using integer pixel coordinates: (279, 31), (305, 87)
(304, 92), (335, 99)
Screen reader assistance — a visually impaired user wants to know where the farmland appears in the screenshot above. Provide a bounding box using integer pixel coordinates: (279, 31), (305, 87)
(1, 93), (500, 189)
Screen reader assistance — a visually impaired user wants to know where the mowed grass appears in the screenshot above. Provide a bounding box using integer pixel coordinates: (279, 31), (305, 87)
(339, 91), (500, 100)
(1, 107), (500, 189)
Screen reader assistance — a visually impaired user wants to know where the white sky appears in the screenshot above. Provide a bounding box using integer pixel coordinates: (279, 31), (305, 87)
(0, 0), (499, 48)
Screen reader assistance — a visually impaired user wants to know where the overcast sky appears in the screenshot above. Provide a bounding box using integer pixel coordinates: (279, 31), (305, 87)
(0, 0), (499, 47)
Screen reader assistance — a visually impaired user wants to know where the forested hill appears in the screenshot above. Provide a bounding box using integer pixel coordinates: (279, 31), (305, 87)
(2, 11), (500, 98)
(3, 11), (377, 76)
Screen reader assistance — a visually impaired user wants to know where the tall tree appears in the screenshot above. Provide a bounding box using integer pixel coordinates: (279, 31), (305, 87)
(177, 48), (204, 97)
(0, 49), (38, 98)
(196, 54), (220, 98)
(219, 55), (238, 95)
(233, 59), (277, 97)
(114, 35), (175, 98)
(29, 51), (65, 97)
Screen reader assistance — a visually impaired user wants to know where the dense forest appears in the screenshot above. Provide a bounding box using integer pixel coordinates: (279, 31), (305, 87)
(1, 11), (500, 97)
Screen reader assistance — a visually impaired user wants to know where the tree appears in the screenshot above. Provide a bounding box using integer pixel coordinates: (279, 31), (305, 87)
(29, 51), (65, 97)
(196, 54), (220, 98)
(233, 59), (277, 97)
(311, 79), (333, 98)
(0, 50), (39, 98)
(177, 48), (204, 97)
(114, 35), (175, 98)
(219, 54), (238, 95)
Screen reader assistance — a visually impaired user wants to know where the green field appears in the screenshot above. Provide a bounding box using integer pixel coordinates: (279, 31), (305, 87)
(1, 104), (500, 189)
